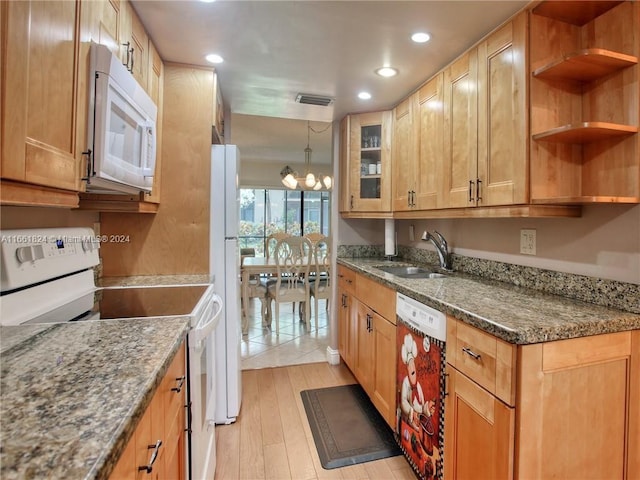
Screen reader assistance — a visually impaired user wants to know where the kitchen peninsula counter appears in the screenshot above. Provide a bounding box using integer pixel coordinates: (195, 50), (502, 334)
(0, 317), (189, 479)
(338, 257), (640, 344)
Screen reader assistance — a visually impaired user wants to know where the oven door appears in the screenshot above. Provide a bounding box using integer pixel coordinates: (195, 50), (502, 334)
(90, 71), (156, 194)
(188, 293), (222, 480)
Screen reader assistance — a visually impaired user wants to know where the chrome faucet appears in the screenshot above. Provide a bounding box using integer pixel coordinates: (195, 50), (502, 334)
(421, 230), (453, 271)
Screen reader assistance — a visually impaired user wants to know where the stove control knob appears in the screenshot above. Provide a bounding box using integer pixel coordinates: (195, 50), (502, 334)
(16, 246), (34, 263)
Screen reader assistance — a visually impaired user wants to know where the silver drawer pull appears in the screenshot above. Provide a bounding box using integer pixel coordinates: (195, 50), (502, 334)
(462, 347), (481, 360)
(138, 439), (162, 474)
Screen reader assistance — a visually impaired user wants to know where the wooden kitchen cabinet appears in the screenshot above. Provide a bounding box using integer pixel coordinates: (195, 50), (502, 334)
(445, 316), (639, 479)
(529, 0), (639, 204)
(120, 0), (149, 91)
(337, 265), (356, 369)
(342, 111), (393, 216)
(1, 0), (85, 207)
(110, 342), (186, 480)
(337, 266), (397, 428)
(442, 12), (527, 209)
(391, 94), (419, 212)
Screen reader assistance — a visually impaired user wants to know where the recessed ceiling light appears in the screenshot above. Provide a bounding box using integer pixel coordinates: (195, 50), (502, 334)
(411, 32), (431, 43)
(200, 0), (216, 3)
(206, 54), (224, 64)
(375, 67), (398, 78)
(358, 91), (372, 100)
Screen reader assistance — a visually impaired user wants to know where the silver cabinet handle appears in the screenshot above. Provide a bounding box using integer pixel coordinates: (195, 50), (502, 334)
(462, 346), (481, 360)
(138, 440), (162, 474)
(476, 178), (482, 202)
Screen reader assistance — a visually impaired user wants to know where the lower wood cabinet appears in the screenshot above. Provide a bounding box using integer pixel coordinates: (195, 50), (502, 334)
(110, 342), (186, 480)
(445, 317), (639, 479)
(337, 265), (397, 428)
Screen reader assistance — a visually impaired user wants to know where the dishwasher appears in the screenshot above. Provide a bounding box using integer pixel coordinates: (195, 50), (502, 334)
(395, 292), (446, 480)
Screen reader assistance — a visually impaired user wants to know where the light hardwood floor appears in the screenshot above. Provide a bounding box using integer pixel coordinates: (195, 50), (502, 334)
(215, 362), (415, 480)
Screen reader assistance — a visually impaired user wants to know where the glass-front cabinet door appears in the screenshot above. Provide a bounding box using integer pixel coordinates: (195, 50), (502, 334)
(347, 111), (392, 213)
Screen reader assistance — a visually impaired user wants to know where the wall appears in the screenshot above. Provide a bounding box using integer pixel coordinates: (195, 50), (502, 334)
(338, 204), (640, 285)
(99, 64), (213, 276)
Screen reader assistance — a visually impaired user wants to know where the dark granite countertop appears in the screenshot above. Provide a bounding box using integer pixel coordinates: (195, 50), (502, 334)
(0, 317), (190, 480)
(338, 257), (640, 344)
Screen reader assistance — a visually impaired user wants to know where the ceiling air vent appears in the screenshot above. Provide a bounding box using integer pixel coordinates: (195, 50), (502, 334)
(295, 93), (334, 107)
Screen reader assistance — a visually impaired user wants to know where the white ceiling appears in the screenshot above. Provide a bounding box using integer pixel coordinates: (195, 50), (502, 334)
(132, 0), (528, 166)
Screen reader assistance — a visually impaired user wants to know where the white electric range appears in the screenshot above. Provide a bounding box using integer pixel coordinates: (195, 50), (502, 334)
(0, 227), (221, 480)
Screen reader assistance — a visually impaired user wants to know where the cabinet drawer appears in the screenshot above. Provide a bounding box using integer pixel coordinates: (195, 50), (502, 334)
(356, 273), (396, 324)
(337, 265), (356, 295)
(163, 343), (186, 429)
(447, 318), (516, 406)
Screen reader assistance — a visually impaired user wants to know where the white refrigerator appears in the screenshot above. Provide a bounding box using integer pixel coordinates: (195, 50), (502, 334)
(210, 144), (242, 425)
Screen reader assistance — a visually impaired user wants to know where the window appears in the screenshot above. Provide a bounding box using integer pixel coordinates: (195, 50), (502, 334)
(239, 188), (331, 254)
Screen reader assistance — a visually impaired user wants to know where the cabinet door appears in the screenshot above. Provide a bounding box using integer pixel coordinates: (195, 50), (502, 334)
(442, 51), (478, 208)
(444, 366), (515, 480)
(517, 332), (633, 479)
(477, 13), (528, 206)
(371, 313), (397, 428)
(337, 287), (354, 369)
(338, 116), (351, 213)
(121, 0), (149, 90)
(392, 95), (417, 212)
(353, 300), (375, 394)
(416, 73), (444, 210)
(348, 111), (392, 212)
(2, 0), (83, 192)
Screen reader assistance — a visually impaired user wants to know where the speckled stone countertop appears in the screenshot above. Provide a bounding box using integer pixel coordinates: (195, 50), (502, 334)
(99, 274), (212, 287)
(338, 258), (640, 344)
(0, 317), (190, 480)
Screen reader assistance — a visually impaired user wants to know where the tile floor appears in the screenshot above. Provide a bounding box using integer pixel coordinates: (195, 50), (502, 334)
(240, 298), (330, 370)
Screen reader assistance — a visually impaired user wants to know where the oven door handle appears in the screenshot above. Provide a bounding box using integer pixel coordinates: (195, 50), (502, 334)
(192, 293), (223, 348)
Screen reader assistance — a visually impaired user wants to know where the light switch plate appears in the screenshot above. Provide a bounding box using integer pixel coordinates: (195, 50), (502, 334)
(520, 229), (536, 255)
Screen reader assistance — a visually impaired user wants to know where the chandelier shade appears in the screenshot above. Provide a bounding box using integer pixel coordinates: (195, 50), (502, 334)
(280, 121), (332, 190)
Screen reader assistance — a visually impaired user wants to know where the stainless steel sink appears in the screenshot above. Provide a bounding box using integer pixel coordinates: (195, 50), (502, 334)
(376, 265), (447, 279)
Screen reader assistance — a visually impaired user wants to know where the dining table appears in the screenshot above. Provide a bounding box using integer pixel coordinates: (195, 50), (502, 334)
(239, 256), (317, 334)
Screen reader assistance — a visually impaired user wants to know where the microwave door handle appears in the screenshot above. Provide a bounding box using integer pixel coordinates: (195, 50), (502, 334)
(141, 124), (156, 177)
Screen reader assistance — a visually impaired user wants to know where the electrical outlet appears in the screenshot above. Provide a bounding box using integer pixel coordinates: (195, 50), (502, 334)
(409, 224), (415, 242)
(520, 229), (536, 255)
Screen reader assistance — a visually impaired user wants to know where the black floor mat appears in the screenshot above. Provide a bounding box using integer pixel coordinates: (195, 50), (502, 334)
(301, 383), (401, 469)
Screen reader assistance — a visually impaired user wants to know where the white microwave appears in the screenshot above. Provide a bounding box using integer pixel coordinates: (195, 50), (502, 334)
(85, 42), (157, 195)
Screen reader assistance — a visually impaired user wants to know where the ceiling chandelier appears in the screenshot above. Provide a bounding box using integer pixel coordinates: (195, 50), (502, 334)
(280, 121), (333, 190)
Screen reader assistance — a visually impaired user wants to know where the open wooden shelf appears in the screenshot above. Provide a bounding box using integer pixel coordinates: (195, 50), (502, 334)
(532, 196), (640, 205)
(533, 49), (637, 82)
(532, 122), (638, 143)
(532, 1), (624, 26)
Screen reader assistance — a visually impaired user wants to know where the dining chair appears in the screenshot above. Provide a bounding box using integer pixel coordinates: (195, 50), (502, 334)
(309, 236), (331, 331)
(265, 231), (290, 260)
(240, 247), (268, 332)
(266, 236), (313, 334)
(303, 232), (327, 246)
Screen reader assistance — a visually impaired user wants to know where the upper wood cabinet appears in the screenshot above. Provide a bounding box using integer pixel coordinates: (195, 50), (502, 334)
(1, 0), (85, 207)
(338, 116), (351, 214)
(529, 0), (639, 204)
(441, 50), (478, 209)
(477, 13), (528, 206)
(120, 0), (149, 90)
(211, 72), (225, 144)
(343, 111), (392, 215)
(392, 95), (419, 212)
(441, 12), (527, 209)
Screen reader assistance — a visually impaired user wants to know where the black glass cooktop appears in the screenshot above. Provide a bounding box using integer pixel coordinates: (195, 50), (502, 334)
(92, 285), (210, 319)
